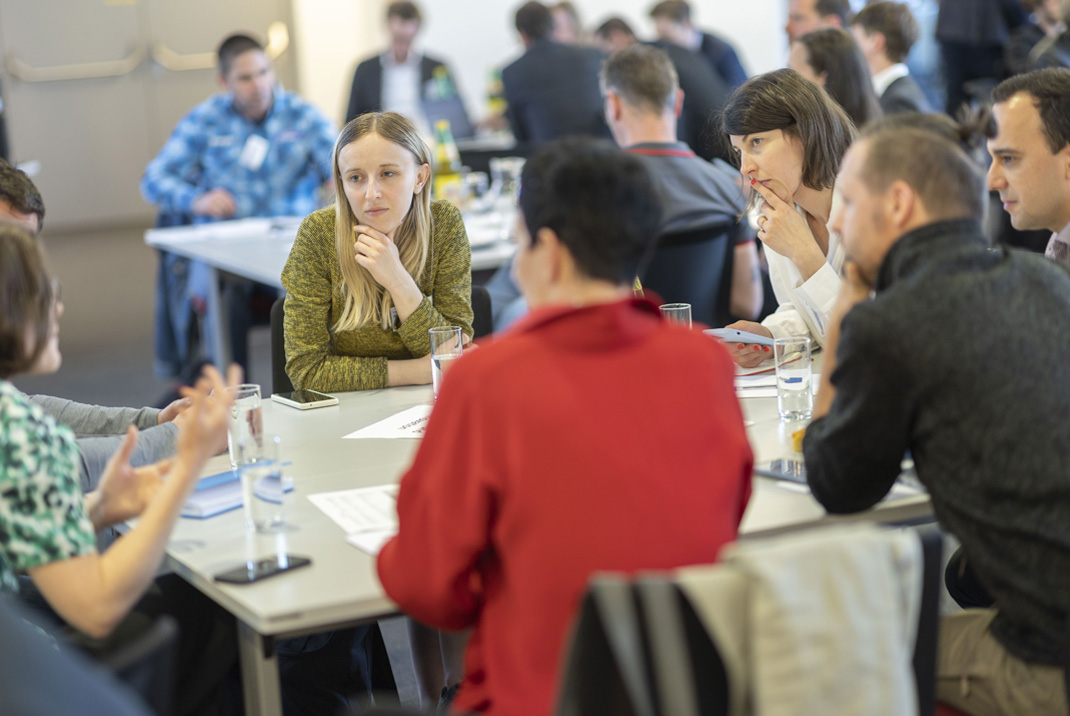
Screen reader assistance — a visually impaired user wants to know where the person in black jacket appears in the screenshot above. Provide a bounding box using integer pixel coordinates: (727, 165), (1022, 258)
(500, 2), (609, 146)
(805, 122), (1070, 716)
(648, 0), (748, 90)
(851, 2), (933, 116)
(344, 1), (468, 130)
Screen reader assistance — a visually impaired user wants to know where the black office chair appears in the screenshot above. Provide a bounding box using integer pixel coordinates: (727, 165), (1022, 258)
(270, 297), (294, 395)
(472, 284), (493, 339)
(554, 577), (656, 716)
(98, 615), (180, 716)
(637, 222), (736, 327)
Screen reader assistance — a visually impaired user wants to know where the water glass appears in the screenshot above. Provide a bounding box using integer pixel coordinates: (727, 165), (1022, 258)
(227, 383), (263, 469)
(239, 434), (286, 532)
(774, 337), (813, 420)
(660, 303), (692, 327)
(429, 326), (464, 401)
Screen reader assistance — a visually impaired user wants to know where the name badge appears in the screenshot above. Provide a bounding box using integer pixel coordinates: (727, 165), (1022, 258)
(238, 134), (269, 171)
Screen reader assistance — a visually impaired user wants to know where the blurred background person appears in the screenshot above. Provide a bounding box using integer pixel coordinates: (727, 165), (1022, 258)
(785, 0), (852, 43)
(345, 1), (469, 135)
(501, 2), (608, 146)
(141, 33), (336, 378)
(1029, 0), (1070, 68)
(789, 27), (883, 129)
(1006, 0), (1066, 74)
(936, 0), (1027, 116)
(550, 1), (585, 44)
(593, 16), (731, 161)
(851, 1), (933, 115)
(649, 0), (748, 89)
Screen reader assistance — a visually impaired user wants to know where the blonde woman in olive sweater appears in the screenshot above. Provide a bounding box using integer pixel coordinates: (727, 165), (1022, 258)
(281, 112), (473, 392)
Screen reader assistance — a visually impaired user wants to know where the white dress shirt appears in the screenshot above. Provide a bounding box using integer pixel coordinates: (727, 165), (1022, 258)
(760, 189), (845, 347)
(871, 63), (911, 98)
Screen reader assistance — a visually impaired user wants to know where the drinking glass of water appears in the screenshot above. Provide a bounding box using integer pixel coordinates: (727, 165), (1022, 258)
(227, 383), (263, 470)
(774, 337), (812, 420)
(239, 434), (288, 532)
(660, 303), (692, 327)
(428, 326), (464, 401)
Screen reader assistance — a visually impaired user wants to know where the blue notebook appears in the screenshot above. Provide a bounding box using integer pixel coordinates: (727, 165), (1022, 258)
(181, 468), (294, 519)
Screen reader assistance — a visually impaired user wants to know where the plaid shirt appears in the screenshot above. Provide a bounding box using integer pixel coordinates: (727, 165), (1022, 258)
(141, 88), (337, 220)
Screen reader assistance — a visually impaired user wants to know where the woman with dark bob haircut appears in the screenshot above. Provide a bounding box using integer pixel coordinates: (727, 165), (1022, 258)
(719, 68), (855, 368)
(789, 28), (883, 130)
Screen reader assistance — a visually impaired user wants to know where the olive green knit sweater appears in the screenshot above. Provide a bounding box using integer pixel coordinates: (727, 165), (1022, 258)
(280, 200), (473, 391)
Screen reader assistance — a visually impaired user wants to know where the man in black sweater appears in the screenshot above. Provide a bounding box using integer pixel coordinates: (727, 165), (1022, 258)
(804, 124), (1070, 715)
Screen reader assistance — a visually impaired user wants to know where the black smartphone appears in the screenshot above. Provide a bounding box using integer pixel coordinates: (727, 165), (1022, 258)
(214, 555), (312, 584)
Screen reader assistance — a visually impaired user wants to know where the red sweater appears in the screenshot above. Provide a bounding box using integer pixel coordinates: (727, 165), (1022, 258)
(377, 298), (753, 715)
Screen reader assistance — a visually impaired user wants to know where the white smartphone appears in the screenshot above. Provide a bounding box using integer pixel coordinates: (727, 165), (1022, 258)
(270, 390), (339, 410)
(703, 328), (776, 346)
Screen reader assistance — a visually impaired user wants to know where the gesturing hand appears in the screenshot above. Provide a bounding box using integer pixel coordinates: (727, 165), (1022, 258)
(157, 396), (191, 425)
(353, 224), (414, 295)
(175, 364), (242, 471)
(191, 188), (237, 219)
(90, 426), (173, 528)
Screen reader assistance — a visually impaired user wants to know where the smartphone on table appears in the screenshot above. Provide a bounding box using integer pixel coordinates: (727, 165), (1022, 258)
(271, 390), (339, 410)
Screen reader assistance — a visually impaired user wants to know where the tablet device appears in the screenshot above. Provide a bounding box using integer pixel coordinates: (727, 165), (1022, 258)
(704, 328), (776, 346)
(271, 390), (339, 410)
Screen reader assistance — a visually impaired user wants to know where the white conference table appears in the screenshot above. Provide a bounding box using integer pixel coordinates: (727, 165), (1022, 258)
(162, 360), (931, 716)
(144, 212), (518, 369)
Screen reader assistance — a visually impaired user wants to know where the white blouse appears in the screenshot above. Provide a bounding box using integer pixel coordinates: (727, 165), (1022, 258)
(760, 189), (844, 347)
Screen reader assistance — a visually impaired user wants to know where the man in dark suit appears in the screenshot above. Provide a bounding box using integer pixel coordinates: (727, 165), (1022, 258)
(501, 2), (609, 146)
(649, 0), (748, 90)
(345, 1), (468, 131)
(851, 1), (933, 115)
(594, 16), (732, 162)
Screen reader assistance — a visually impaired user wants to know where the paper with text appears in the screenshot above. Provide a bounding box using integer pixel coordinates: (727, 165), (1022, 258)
(308, 484), (399, 535)
(343, 405), (433, 439)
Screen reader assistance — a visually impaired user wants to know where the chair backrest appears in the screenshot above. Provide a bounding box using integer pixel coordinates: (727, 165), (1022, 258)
(472, 284), (493, 339)
(97, 614), (179, 716)
(559, 523), (942, 716)
(270, 297), (293, 395)
(554, 576), (657, 716)
(637, 223), (735, 327)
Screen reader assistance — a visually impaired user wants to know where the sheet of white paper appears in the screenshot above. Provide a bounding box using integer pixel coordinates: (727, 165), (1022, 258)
(346, 529), (397, 556)
(343, 405), (433, 439)
(307, 484), (399, 534)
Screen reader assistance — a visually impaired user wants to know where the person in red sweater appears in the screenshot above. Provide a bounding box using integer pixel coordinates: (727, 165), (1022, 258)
(377, 137), (754, 715)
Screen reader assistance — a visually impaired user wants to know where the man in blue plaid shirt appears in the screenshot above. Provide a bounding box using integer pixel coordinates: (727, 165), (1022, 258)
(141, 33), (337, 374)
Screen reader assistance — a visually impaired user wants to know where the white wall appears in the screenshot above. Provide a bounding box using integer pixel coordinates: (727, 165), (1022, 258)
(292, 0), (786, 127)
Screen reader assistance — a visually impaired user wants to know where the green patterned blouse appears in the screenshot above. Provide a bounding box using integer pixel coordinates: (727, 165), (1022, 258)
(0, 381), (96, 597)
(281, 200), (473, 392)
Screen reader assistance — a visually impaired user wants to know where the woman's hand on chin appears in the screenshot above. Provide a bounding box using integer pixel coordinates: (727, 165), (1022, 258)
(354, 224), (410, 294)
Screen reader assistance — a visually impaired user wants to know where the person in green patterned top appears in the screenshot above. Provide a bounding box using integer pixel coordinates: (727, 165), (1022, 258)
(282, 111), (473, 392)
(0, 226), (238, 637)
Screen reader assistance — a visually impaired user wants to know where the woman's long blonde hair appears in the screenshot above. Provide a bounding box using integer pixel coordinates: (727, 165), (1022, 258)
(332, 112), (433, 332)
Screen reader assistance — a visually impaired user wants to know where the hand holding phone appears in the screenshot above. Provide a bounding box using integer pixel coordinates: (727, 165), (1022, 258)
(704, 328), (776, 347)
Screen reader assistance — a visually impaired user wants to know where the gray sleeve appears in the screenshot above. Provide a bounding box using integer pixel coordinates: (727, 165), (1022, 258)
(28, 394), (161, 436)
(75, 424), (179, 493)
